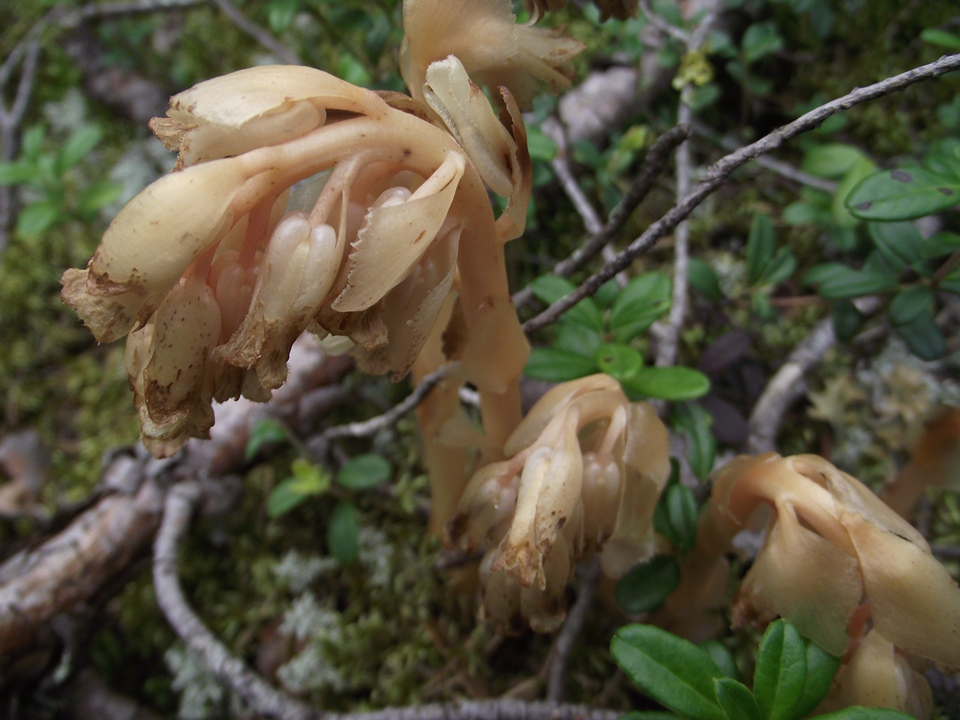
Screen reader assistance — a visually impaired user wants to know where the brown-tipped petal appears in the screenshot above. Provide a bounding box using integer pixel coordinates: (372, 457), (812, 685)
(818, 631), (933, 720)
(493, 86), (531, 242)
(332, 151), (465, 312)
(732, 501), (863, 656)
(424, 56), (518, 196)
(61, 158), (248, 342)
(217, 215), (341, 389)
(532, 413), (583, 569)
(520, 536), (572, 633)
(156, 65), (387, 166)
(137, 275), (221, 457)
(495, 445), (552, 587)
(842, 510), (960, 668)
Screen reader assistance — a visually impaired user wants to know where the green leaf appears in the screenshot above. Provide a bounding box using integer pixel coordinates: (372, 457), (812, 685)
(21, 125), (45, 161)
(267, 0), (299, 32)
(615, 556), (681, 614)
(760, 247), (797, 287)
(813, 710), (915, 720)
(746, 214), (775, 286)
(57, 125), (103, 173)
(672, 403), (716, 481)
(868, 221), (923, 271)
(609, 273), (672, 342)
(555, 323), (602, 358)
(793, 637), (841, 718)
(525, 348), (598, 381)
(920, 27), (960, 51)
(0, 161), (39, 186)
(625, 366), (710, 402)
(612, 624), (726, 720)
(833, 157), (878, 228)
(328, 500), (359, 564)
(688, 258), (723, 301)
(618, 713), (684, 720)
(888, 286), (934, 327)
(921, 231), (960, 258)
(846, 166), (960, 221)
(246, 418), (289, 459)
(594, 279), (621, 308)
(595, 343), (643, 382)
(782, 201), (822, 226)
(337, 454), (391, 490)
(527, 127), (557, 162)
(530, 275), (604, 330)
(288, 458), (332, 495)
(700, 641), (740, 682)
(896, 310), (945, 360)
(654, 482), (699, 554)
(77, 180), (122, 217)
(267, 477), (309, 518)
(754, 620), (807, 720)
(808, 265), (898, 299)
(16, 201), (60, 236)
(713, 678), (761, 720)
(940, 269), (960, 294)
(831, 301), (864, 342)
(741, 21), (784, 64)
(801, 144), (866, 179)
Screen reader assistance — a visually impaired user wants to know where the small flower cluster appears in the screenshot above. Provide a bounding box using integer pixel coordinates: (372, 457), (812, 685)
(446, 375), (670, 632)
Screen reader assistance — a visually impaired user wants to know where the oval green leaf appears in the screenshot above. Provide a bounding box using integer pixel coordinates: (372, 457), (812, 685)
(596, 343), (643, 382)
(615, 556), (681, 614)
(525, 348), (598, 382)
(846, 166), (960, 221)
(328, 500), (359, 564)
(338, 454), (391, 490)
(714, 678), (761, 720)
(611, 624), (726, 720)
(625, 366), (711, 401)
(888, 286), (934, 327)
(754, 620), (807, 720)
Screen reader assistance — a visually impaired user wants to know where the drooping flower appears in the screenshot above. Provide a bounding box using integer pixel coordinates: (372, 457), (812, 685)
(447, 374), (670, 632)
(400, 0), (584, 111)
(62, 66), (523, 456)
(703, 452), (960, 715)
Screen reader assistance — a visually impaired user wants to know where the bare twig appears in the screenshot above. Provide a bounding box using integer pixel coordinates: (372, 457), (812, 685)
(522, 52), (960, 335)
(310, 363), (460, 456)
(58, 0), (207, 25)
(153, 481), (315, 720)
(546, 558), (602, 703)
(544, 117), (604, 235)
(211, 0), (303, 66)
(513, 124), (690, 308)
(691, 120), (837, 193)
(338, 701), (621, 720)
(746, 318), (835, 454)
(639, 0), (690, 44)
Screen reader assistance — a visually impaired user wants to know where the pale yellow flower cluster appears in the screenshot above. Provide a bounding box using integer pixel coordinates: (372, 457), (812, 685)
(447, 375), (670, 632)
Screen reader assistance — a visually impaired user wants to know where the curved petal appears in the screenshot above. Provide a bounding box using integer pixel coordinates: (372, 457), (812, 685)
(62, 158), (248, 342)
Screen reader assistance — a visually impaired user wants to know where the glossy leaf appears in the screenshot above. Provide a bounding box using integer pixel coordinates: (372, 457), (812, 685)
(625, 366), (711, 401)
(525, 348), (598, 381)
(612, 624), (726, 720)
(833, 157), (878, 228)
(793, 636), (841, 718)
(806, 265), (898, 299)
(595, 343), (643, 382)
(846, 166), (960, 221)
(700, 640), (740, 682)
(813, 710), (915, 720)
(741, 21), (784, 64)
(920, 28), (960, 51)
(713, 678), (761, 720)
(868, 221), (923, 271)
(328, 500), (359, 564)
(615, 556), (681, 614)
(610, 273), (672, 342)
(921, 231), (960, 258)
(337, 454), (391, 490)
(754, 620), (807, 720)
